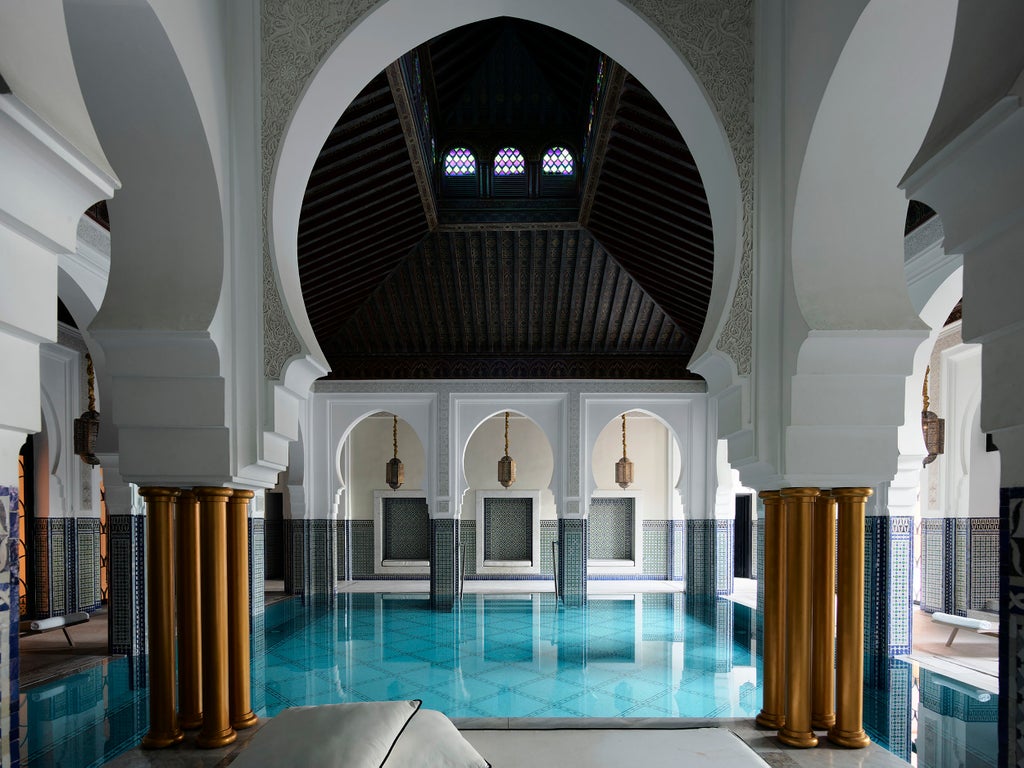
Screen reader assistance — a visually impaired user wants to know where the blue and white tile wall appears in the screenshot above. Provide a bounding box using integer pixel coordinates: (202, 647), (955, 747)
(76, 518), (101, 612)
(108, 513), (146, 656)
(430, 518), (458, 610)
(920, 516), (1000, 616)
(1000, 486), (1024, 765)
(248, 514), (265, 623)
(668, 519), (685, 582)
(0, 487), (21, 768)
(863, 655), (913, 763)
(282, 519), (337, 596)
(685, 520), (733, 596)
(641, 521), (668, 578)
(864, 515), (914, 657)
(558, 518), (587, 607)
(588, 498), (634, 560)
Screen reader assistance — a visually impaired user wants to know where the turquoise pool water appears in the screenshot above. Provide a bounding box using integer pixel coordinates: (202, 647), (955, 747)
(20, 593), (997, 767)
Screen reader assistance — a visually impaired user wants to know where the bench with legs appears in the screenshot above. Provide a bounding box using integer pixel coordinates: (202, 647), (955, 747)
(931, 612), (998, 646)
(26, 612), (91, 647)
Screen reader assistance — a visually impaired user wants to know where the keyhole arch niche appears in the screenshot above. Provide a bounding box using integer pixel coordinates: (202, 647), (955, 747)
(581, 394), (712, 526)
(452, 395), (564, 576)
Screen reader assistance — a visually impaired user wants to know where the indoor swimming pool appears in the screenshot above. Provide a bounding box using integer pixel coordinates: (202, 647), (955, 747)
(20, 593), (997, 767)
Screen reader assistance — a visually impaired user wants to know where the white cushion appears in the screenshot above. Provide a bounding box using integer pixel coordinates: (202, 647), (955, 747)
(384, 709), (490, 768)
(931, 612), (992, 631)
(231, 700), (421, 768)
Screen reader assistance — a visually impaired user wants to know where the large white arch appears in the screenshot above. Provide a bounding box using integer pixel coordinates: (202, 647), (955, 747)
(269, 0), (743, 386)
(790, 0), (957, 331)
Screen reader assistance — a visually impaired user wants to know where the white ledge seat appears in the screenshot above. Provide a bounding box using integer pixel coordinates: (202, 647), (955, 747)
(931, 611), (998, 646)
(27, 611), (91, 647)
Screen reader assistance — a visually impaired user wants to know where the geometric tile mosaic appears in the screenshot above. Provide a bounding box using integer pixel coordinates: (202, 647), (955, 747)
(429, 518), (458, 609)
(642, 520), (668, 577)
(588, 497), (634, 560)
(864, 516), (914, 657)
(483, 497), (532, 563)
(107, 514), (146, 656)
(558, 518), (587, 606)
(382, 497), (429, 561)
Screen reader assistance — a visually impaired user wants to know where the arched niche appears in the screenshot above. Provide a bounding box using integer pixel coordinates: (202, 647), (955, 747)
(319, 393), (437, 521)
(450, 394), (565, 521)
(462, 410), (554, 576)
(581, 394), (711, 522)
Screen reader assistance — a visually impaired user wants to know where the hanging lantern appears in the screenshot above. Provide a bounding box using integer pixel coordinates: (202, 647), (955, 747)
(615, 412), (634, 489)
(73, 353), (100, 466)
(921, 366), (945, 467)
(498, 411), (516, 488)
(386, 414), (404, 490)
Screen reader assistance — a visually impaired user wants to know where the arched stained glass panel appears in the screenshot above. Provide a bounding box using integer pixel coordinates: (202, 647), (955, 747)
(542, 147), (574, 175)
(493, 147), (525, 176)
(444, 147), (476, 176)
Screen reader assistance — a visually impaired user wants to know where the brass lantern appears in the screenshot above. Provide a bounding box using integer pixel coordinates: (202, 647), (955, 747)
(386, 414), (404, 490)
(498, 411), (516, 488)
(921, 366), (945, 467)
(73, 354), (100, 466)
(615, 412), (634, 489)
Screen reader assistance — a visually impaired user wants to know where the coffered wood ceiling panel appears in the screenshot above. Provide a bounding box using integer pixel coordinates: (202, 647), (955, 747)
(296, 18), (710, 380)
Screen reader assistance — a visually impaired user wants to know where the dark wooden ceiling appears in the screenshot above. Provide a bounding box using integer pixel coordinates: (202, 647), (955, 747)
(297, 18), (711, 380)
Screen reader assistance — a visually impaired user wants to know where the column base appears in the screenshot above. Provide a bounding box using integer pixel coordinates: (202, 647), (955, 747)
(179, 712), (203, 730)
(828, 727), (870, 748)
(812, 713), (836, 729)
(232, 710), (259, 730)
(196, 726), (238, 749)
(777, 727), (818, 748)
(755, 711), (785, 729)
(141, 727), (184, 749)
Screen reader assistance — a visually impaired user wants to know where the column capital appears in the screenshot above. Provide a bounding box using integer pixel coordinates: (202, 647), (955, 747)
(229, 489), (256, 502)
(758, 490), (782, 502)
(780, 487), (821, 499)
(178, 488), (197, 501)
(194, 487), (234, 502)
(831, 487), (874, 501)
(138, 486), (181, 501)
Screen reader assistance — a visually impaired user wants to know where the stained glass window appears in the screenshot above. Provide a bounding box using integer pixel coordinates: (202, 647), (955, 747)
(493, 147), (525, 176)
(444, 147), (476, 176)
(542, 147), (574, 175)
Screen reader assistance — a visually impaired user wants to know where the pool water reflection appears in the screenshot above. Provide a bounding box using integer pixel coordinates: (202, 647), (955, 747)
(20, 593), (997, 767)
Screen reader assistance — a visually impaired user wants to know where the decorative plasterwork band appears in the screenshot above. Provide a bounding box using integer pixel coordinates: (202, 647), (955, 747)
(260, 0), (756, 379)
(623, 0), (755, 374)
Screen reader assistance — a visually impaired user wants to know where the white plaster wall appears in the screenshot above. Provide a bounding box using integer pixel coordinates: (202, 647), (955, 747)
(347, 416), (426, 521)
(590, 414), (669, 519)
(463, 415), (555, 521)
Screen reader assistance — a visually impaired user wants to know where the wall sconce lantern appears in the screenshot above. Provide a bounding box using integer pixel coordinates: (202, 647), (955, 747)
(615, 412), (634, 489)
(385, 414), (404, 490)
(497, 411), (516, 488)
(922, 366), (945, 467)
(73, 353), (100, 466)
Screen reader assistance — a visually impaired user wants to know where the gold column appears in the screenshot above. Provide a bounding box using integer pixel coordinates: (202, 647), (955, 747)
(228, 489), (258, 730)
(778, 487), (819, 749)
(829, 487), (872, 749)
(138, 487), (183, 748)
(176, 489), (203, 729)
(755, 491), (786, 729)
(811, 491), (837, 729)
(195, 488), (237, 749)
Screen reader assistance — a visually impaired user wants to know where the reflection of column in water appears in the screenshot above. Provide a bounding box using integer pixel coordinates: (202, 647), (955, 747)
(556, 605), (588, 665)
(862, 654), (913, 762)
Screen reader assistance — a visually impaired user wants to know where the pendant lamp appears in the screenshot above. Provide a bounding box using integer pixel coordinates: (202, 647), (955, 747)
(498, 411), (516, 488)
(921, 366), (945, 467)
(73, 354), (100, 466)
(615, 412), (634, 489)
(386, 414), (404, 490)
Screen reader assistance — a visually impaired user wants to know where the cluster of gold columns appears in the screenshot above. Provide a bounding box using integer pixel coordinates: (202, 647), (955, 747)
(756, 487), (872, 749)
(138, 486), (258, 750)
